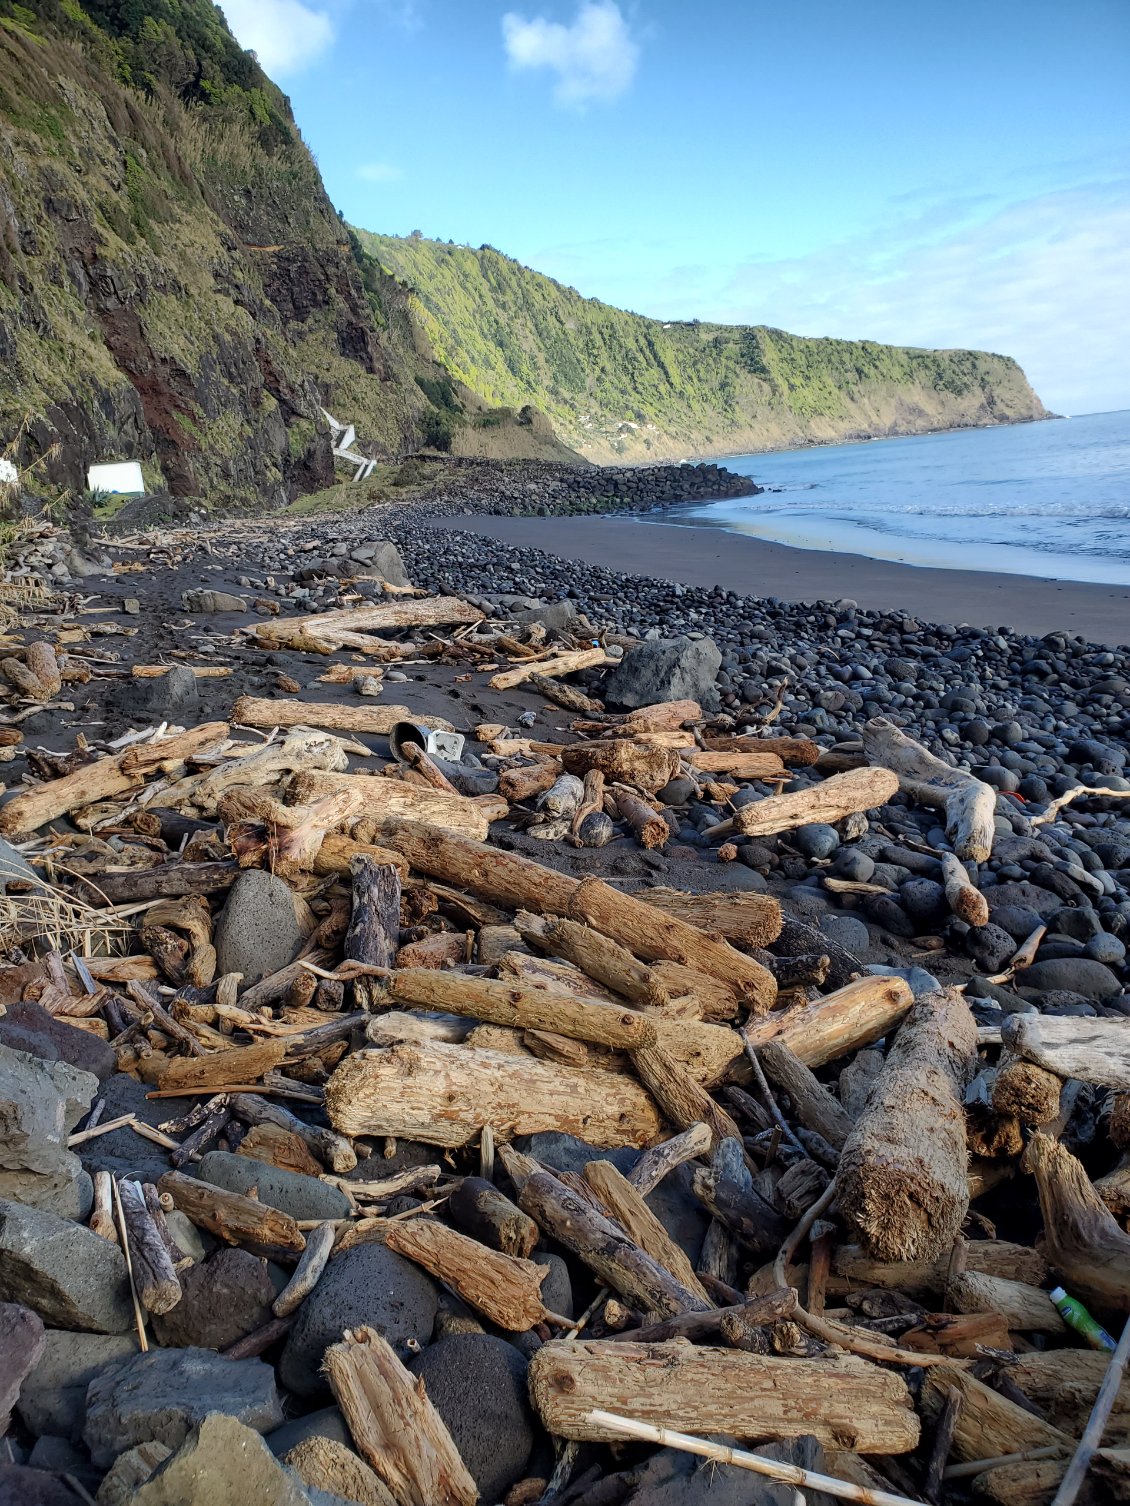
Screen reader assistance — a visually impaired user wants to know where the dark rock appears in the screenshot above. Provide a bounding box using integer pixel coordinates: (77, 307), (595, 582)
(0, 836), (39, 893)
(603, 636), (722, 711)
(194, 1152), (350, 1222)
(1086, 933), (1126, 966)
(214, 870), (311, 984)
(0, 1000), (114, 1081)
(979, 881), (1065, 918)
(408, 1335), (534, 1502)
(831, 849), (875, 882)
(1016, 959), (1122, 1000)
(0, 1302), (45, 1433)
(76, 1073), (173, 1183)
(84, 1347), (283, 1467)
(791, 823), (839, 860)
(152, 1248), (276, 1350)
(15, 1331), (135, 1441)
(818, 912), (872, 955)
(116, 665), (199, 721)
(0, 1043), (96, 1218)
(966, 924), (1017, 974)
(279, 1244), (438, 1398)
(0, 1199), (131, 1333)
(899, 878), (948, 927)
(266, 1407), (352, 1458)
(181, 589), (248, 613)
(0, 1465), (84, 1505)
(988, 904), (1044, 941)
(348, 540), (410, 588)
(513, 599), (577, 633)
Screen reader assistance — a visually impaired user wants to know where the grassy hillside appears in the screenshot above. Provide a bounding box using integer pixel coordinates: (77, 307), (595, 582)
(360, 233), (1050, 461)
(0, 0), (472, 507)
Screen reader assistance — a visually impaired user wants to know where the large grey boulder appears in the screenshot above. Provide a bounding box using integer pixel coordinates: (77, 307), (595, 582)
(181, 589), (247, 614)
(214, 869), (312, 984)
(0, 1044), (97, 1218)
(409, 1334), (534, 1502)
(0, 836), (39, 892)
(0, 1200), (131, 1333)
(116, 665), (199, 722)
(151, 1248), (276, 1351)
(603, 635), (721, 711)
(0, 1000), (114, 1081)
(16, 1330), (136, 1440)
(84, 1348), (283, 1467)
(0, 1464), (84, 1504)
(1017, 958), (1122, 1000)
(131, 1414), (311, 1506)
(279, 1244), (438, 1398)
(0, 1302), (45, 1433)
(348, 540), (410, 588)
(194, 1152), (350, 1223)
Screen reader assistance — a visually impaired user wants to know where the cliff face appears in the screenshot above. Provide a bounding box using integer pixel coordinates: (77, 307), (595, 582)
(0, 0), (445, 507)
(361, 233), (1051, 462)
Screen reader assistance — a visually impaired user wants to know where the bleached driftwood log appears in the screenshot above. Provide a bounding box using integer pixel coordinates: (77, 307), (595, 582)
(273, 596), (479, 634)
(862, 717), (996, 862)
(947, 1271), (1067, 1335)
(835, 989), (977, 1261)
(0, 721), (229, 836)
(289, 772), (495, 842)
(490, 646), (611, 691)
(117, 1178), (182, 1315)
(687, 749), (787, 779)
(741, 975), (915, 1068)
(581, 1159), (711, 1303)
(919, 1363), (1071, 1464)
(498, 761), (562, 803)
(759, 1041), (854, 1149)
(325, 1039), (662, 1147)
(631, 1040), (745, 1153)
(1025, 1131), (1130, 1310)
(233, 697), (454, 735)
(378, 820), (776, 1008)
(559, 741), (680, 793)
(157, 1170), (306, 1260)
(528, 1340), (920, 1453)
(168, 729), (349, 816)
(1002, 1013), (1130, 1091)
(939, 850), (990, 927)
(833, 1239), (1047, 1297)
(707, 767), (900, 842)
(384, 1218), (549, 1330)
(515, 912), (668, 1008)
(323, 1326), (477, 1506)
(635, 888), (782, 950)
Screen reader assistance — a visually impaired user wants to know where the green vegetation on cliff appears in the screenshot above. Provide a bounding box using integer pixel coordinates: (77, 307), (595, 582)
(360, 233), (1049, 461)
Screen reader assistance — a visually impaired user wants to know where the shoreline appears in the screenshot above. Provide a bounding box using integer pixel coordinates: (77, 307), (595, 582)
(439, 511), (1130, 646)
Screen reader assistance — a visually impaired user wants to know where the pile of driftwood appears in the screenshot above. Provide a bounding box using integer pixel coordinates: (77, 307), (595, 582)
(1, 589), (1129, 1506)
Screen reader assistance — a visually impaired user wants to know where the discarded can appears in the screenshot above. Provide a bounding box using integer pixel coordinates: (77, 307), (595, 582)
(388, 720), (466, 767)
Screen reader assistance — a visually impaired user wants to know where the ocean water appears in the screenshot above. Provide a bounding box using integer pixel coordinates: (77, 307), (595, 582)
(659, 409), (1130, 586)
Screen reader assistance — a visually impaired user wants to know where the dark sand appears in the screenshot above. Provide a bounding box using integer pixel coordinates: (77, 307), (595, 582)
(442, 514), (1130, 647)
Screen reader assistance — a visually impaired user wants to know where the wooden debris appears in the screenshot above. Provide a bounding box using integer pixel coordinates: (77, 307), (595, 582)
(1002, 1014), (1130, 1091)
(708, 767), (900, 842)
(862, 717), (997, 861)
(1024, 1131), (1130, 1310)
(157, 1170), (306, 1260)
(742, 975), (915, 1068)
(384, 1218), (549, 1330)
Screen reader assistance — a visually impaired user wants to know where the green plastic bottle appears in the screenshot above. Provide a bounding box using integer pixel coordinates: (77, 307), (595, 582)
(1050, 1286), (1116, 1351)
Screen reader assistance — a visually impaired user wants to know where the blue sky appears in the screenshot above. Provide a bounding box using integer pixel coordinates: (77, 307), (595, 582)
(221, 0), (1130, 416)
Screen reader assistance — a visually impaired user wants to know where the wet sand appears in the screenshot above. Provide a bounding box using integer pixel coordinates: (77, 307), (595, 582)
(441, 513), (1130, 647)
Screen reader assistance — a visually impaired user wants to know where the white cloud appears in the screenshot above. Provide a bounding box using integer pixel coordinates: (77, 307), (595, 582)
(357, 162), (403, 183)
(222, 0), (334, 76)
(502, 1), (639, 107)
(707, 184), (1130, 417)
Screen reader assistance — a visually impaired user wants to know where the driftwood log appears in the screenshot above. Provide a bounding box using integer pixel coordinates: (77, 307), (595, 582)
(833, 1240), (1047, 1297)
(528, 1340), (920, 1452)
(377, 821), (776, 1008)
(323, 1326), (477, 1506)
(1025, 1131), (1130, 1310)
(229, 1093), (356, 1173)
(1002, 1013), (1130, 1091)
(836, 989), (977, 1261)
(759, 1041), (854, 1148)
(325, 1039), (662, 1147)
(636, 888), (782, 950)
(117, 1178), (182, 1315)
(157, 1170), (306, 1260)
(581, 1159), (711, 1303)
(741, 975), (915, 1068)
(447, 1176), (538, 1258)
(290, 772), (495, 842)
(707, 767), (900, 842)
(384, 1218), (549, 1330)
(939, 851), (990, 927)
(862, 717), (997, 862)
(489, 646), (610, 691)
(515, 912), (669, 1008)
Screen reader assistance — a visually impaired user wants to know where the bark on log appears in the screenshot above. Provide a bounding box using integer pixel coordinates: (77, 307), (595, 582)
(940, 851), (990, 928)
(1024, 1131), (1130, 1310)
(157, 1169), (306, 1259)
(313, 833), (410, 880)
(861, 718), (997, 862)
(621, 699), (703, 731)
(118, 1178), (182, 1315)
(691, 1160), (792, 1258)
(233, 697), (453, 735)
(759, 1041), (854, 1149)
(447, 1176), (538, 1258)
(490, 646), (611, 691)
(387, 968), (657, 1050)
(157, 1038), (288, 1091)
(560, 742), (680, 793)
(385, 1217), (549, 1330)
(1006, 1349), (1130, 1441)
(377, 820), (775, 1008)
(610, 786), (669, 848)
(645, 883), (775, 955)
(702, 734), (819, 766)
(528, 1340), (920, 1453)
(581, 1159), (711, 1303)
(526, 672), (603, 714)
(0, 721), (229, 837)
(325, 1039), (662, 1148)
(515, 912), (668, 1009)
(229, 1091), (356, 1173)
(947, 1271), (1067, 1335)
(630, 1041), (745, 1153)
(519, 1170), (711, 1318)
(346, 857), (401, 1008)
(920, 1364), (1071, 1464)
(742, 975), (915, 1069)
(80, 860), (240, 907)
(835, 989), (977, 1261)
(648, 962), (739, 1022)
(323, 1326), (478, 1506)
(832, 1240), (1047, 1297)
(1002, 1014), (1130, 1091)
(708, 767), (900, 842)
(290, 773), (493, 842)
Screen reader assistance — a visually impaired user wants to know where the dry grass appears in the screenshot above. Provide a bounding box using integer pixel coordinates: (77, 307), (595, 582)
(0, 872), (133, 958)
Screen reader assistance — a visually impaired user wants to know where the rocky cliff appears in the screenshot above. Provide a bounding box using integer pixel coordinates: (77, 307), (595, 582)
(362, 233), (1051, 462)
(0, 0), (456, 508)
